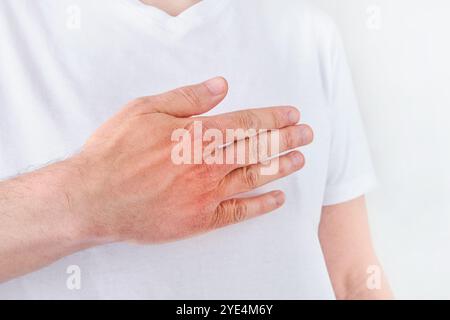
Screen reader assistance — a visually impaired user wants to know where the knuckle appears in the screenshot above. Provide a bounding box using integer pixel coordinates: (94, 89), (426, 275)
(194, 162), (221, 185)
(200, 119), (215, 132)
(212, 202), (227, 228)
(212, 200), (248, 228)
(124, 97), (151, 114)
(271, 111), (281, 128)
(178, 87), (201, 109)
(243, 167), (259, 189)
(282, 130), (293, 149)
(238, 111), (260, 129)
(232, 200), (248, 223)
(200, 162), (216, 177)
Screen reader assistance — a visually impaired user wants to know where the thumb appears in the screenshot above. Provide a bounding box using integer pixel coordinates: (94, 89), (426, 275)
(148, 77), (228, 118)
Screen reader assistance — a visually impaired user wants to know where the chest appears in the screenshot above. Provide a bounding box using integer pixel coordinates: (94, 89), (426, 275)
(0, 11), (333, 207)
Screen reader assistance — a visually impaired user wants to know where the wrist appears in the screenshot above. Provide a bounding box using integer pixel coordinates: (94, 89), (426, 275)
(36, 157), (111, 249)
(61, 154), (124, 246)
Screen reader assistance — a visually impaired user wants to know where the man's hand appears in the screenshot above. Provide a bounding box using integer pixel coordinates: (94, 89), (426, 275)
(0, 77), (313, 281)
(71, 77), (313, 244)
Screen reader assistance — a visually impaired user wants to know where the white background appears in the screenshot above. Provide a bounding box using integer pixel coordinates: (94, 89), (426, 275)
(314, 0), (450, 299)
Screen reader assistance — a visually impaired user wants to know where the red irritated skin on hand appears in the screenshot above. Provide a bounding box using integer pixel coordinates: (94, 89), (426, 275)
(0, 77), (314, 282)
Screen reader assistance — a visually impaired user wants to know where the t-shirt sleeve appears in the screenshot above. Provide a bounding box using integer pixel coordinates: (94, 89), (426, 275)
(322, 24), (377, 206)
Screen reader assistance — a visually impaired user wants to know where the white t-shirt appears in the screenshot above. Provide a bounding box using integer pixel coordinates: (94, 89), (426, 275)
(0, 0), (376, 299)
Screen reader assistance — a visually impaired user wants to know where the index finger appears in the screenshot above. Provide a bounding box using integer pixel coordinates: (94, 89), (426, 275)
(204, 106), (300, 136)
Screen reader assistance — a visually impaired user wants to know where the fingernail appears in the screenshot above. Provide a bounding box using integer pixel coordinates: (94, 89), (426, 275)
(204, 77), (226, 96)
(301, 126), (313, 143)
(273, 191), (285, 206)
(288, 109), (300, 123)
(291, 152), (304, 167)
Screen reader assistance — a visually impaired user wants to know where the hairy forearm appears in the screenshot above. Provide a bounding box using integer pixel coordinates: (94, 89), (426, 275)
(0, 160), (97, 282)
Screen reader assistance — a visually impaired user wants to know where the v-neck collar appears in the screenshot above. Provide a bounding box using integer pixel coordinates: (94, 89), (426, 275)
(121, 0), (230, 35)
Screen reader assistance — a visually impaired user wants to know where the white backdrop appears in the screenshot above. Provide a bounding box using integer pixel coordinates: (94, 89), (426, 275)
(313, 0), (450, 299)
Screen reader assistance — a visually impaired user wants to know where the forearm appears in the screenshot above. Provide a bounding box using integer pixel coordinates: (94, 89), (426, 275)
(320, 196), (393, 300)
(331, 255), (393, 300)
(0, 160), (98, 282)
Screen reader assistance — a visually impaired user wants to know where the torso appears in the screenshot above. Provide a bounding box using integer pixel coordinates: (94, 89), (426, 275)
(0, 0), (337, 299)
